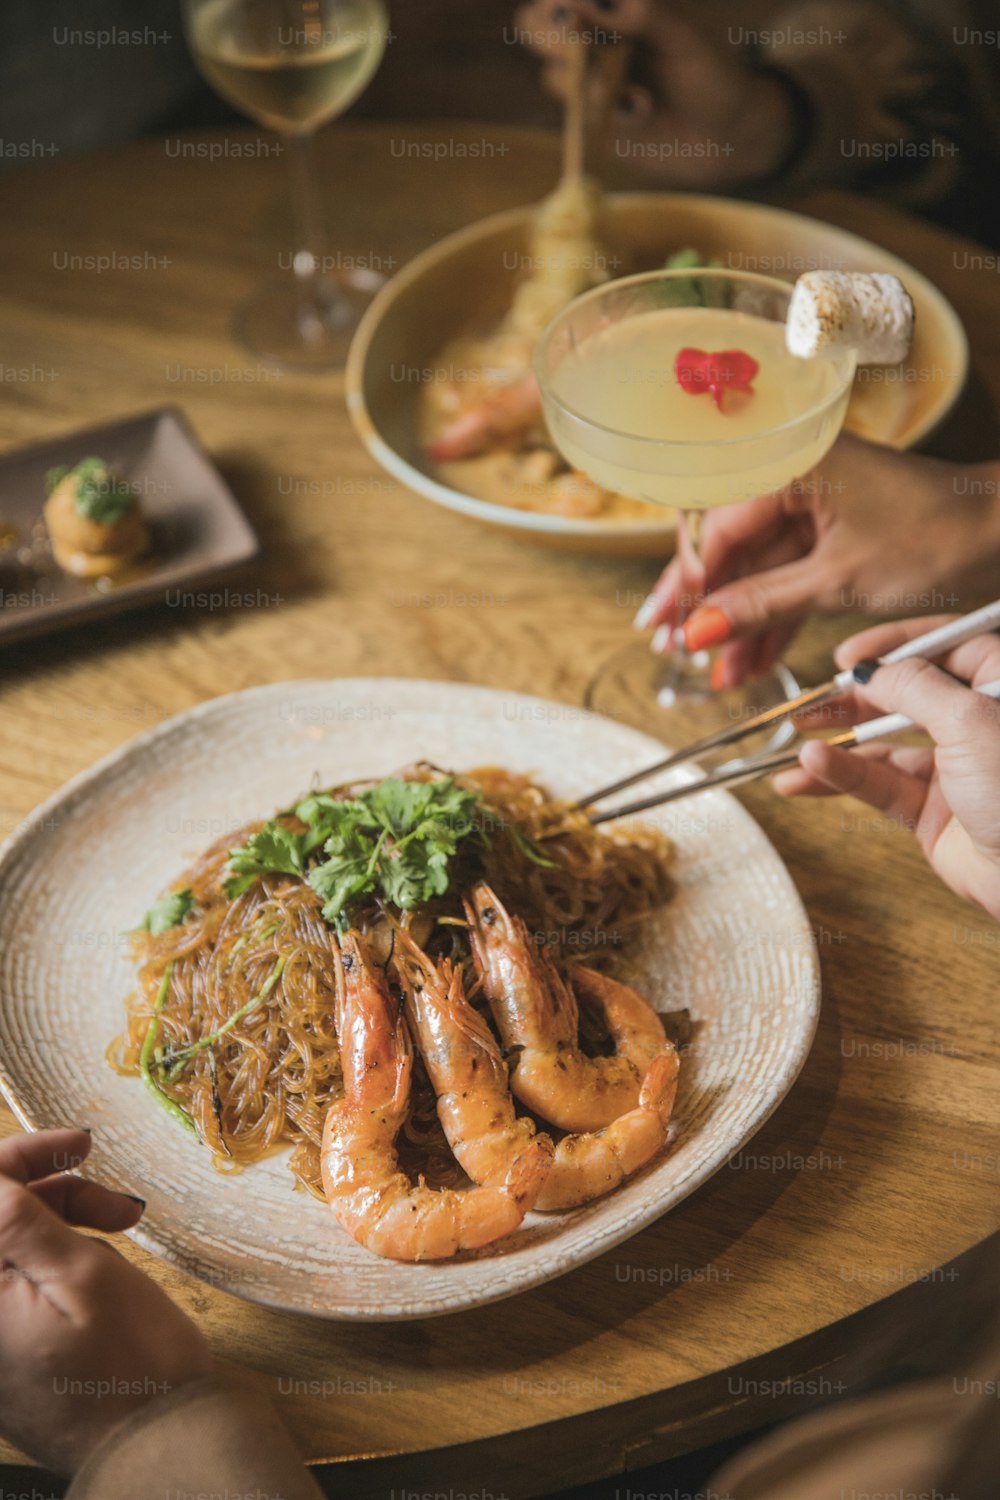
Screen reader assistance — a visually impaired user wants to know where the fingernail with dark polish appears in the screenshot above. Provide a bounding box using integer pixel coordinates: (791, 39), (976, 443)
(852, 658), (878, 685)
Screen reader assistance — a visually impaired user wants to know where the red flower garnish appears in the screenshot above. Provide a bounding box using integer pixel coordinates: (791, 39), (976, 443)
(675, 348), (759, 410)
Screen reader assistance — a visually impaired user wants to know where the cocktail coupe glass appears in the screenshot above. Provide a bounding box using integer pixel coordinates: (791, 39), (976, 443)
(181, 0), (389, 370)
(535, 267), (857, 752)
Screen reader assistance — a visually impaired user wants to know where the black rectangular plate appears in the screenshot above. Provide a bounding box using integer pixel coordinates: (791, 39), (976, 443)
(0, 407), (260, 644)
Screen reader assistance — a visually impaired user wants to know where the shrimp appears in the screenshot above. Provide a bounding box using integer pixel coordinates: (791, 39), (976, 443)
(535, 1051), (680, 1211)
(425, 177), (610, 464)
(426, 371), (543, 463)
(320, 931), (550, 1261)
(393, 929), (553, 1188)
(394, 928), (679, 1213)
(547, 471), (610, 518)
(465, 882), (672, 1133)
(571, 966), (674, 1078)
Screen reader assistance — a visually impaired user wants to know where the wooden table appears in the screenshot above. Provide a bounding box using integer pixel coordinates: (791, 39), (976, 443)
(1, 124), (998, 1495)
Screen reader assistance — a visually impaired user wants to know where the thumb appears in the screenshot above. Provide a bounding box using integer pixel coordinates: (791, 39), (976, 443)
(683, 557), (822, 650)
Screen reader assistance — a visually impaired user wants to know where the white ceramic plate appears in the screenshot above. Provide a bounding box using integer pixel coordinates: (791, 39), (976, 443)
(0, 680), (819, 1320)
(347, 191), (968, 556)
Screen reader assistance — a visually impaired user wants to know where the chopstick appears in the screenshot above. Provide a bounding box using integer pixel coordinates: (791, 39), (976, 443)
(587, 677), (1000, 822)
(578, 597), (1000, 810)
(561, 27), (633, 183)
(562, 36), (589, 182)
(593, 36), (631, 161)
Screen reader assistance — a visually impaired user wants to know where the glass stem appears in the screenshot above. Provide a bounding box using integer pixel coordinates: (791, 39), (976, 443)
(650, 508), (712, 707)
(674, 507), (707, 654)
(285, 129), (334, 319)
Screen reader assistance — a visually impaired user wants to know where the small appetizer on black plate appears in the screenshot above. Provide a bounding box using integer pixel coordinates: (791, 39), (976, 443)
(44, 456), (149, 578)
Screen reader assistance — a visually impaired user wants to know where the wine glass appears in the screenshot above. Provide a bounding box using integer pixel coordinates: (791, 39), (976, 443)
(535, 267), (857, 751)
(181, 0), (389, 370)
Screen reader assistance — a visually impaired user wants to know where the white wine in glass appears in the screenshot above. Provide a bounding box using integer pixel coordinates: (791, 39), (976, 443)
(183, 0), (389, 369)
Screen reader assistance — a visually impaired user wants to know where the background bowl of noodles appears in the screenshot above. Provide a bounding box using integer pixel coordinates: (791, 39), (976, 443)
(346, 191), (968, 558)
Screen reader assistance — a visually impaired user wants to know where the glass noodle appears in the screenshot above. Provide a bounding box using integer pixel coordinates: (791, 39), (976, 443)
(110, 766), (675, 1198)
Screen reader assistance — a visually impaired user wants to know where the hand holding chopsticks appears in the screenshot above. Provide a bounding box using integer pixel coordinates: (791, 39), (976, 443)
(580, 599), (1000, 822)
(587, 679), (1000, 822)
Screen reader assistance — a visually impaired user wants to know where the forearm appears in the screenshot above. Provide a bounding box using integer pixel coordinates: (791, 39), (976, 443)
(65, 1374), (324, 1500)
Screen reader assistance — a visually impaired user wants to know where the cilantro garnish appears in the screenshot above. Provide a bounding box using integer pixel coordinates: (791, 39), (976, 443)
(223, 775), (560, 929)
(661, 248), (726, 308)
(307, 778), (484, 925)
(224, 777), (484, 927)
(46, 457), (136, 526)
(224, 823), (311, 898)
(140, 888), (195, 936)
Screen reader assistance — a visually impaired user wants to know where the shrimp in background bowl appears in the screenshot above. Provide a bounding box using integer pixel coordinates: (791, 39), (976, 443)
(420, 176), (663, 523)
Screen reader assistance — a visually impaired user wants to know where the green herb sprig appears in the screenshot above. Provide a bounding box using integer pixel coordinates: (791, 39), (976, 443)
(164, 955), (286, 1081)
(46, 457), (136, 526)
(138, 961), (197, 1135)
(661, 247), (726, 308)
(139, 888), (195, 936)
(223, 775), (561, 929)
(306, 777), (486, 925)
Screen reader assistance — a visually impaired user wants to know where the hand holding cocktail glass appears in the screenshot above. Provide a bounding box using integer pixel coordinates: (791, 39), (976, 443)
(535, 267), (912, 745)
(635, 431), (1000, 693)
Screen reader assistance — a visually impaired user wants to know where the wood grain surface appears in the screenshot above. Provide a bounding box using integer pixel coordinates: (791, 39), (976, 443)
(0, 123), (998, 1492)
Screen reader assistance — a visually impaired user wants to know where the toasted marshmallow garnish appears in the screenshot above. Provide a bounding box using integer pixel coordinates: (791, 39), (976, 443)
(786, 271), (914, 365)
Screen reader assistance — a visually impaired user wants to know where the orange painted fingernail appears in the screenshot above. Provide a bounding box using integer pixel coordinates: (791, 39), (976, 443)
(710, 656), (729, 693)
(684, 606), (732, 652)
